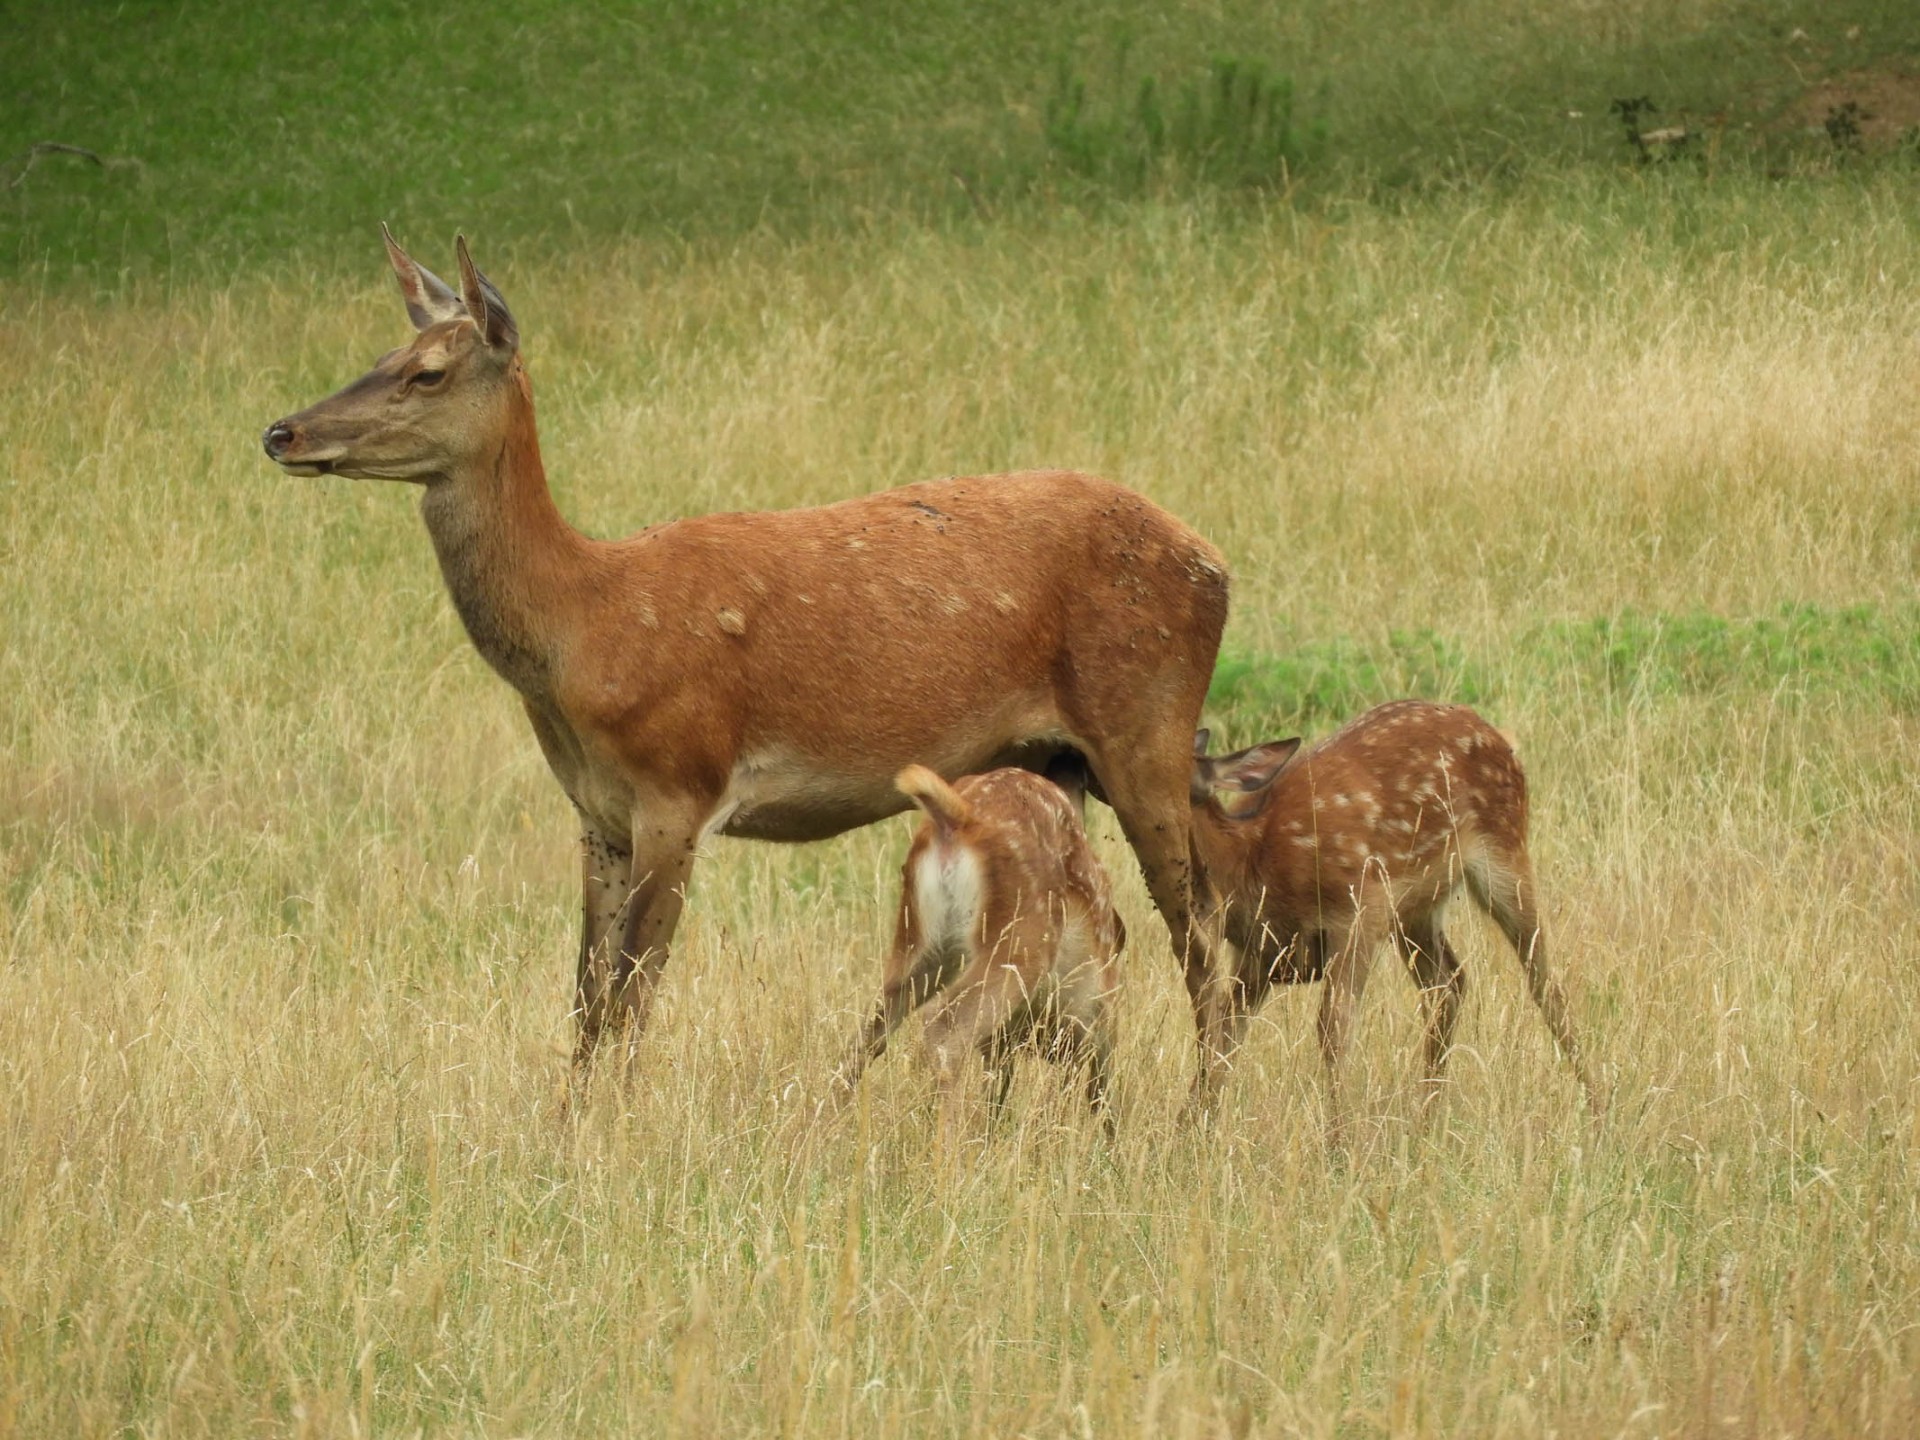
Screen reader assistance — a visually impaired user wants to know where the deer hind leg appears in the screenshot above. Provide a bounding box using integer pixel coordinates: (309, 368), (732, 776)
(830, 934), (964, 1110)
(1030, 1010), (1112, 1137)
(1466, 852), (1603, 1115)
(1397, 910), (1467, 1092)
(1086, 744), (1228, 1104)
(1080, 977), (1119, 1136)
(1045, 947), (1119, 1136)
(922, 917), (1046, 1136)
(985, 1045), (1017, 1123)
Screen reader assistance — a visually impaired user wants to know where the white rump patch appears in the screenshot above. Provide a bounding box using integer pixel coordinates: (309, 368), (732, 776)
(914, 842), (985, 955)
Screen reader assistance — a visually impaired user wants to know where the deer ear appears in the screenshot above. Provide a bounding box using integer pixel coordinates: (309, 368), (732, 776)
(1216, 785), (1274, 821)
(381, 223), (464, 331)
(1213, 738), (1301, 793)
(1189, 731), (1218, 803)
(455, 234), (519, 353)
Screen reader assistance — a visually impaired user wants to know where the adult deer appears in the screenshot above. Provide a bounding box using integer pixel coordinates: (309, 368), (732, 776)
(261, 229), (1230, 1081)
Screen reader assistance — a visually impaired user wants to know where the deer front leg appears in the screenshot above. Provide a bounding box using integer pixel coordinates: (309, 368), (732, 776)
(1316, 930), (1377, 1156)
(1176, 919), (1266, 1120)
(573, 820), (636, 1078)
(574, 804), (704, 1077)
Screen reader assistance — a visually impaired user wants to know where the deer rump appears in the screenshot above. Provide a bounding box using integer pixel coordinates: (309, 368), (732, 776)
(527, 469), (1227, 846)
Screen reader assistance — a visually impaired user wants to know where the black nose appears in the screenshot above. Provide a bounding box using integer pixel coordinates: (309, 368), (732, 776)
(262, 420), (294, 460)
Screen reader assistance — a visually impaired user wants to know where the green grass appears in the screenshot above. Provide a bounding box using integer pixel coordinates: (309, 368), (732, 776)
(5, 0), (1918, 279)
(1209, 602), (1920, 738)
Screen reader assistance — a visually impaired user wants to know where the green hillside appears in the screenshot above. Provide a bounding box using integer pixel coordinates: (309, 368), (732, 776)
(4, 0), (1916, 278)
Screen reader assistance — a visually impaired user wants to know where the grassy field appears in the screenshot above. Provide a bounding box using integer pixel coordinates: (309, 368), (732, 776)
(6, 0), (1917, 276)
(6, 1), (1920, 1435)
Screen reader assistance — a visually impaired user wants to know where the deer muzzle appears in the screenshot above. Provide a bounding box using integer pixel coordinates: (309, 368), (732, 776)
(261, 418), (337, 475)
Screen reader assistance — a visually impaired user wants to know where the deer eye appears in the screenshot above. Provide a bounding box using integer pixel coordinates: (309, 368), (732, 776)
(413, 368), (446, 386)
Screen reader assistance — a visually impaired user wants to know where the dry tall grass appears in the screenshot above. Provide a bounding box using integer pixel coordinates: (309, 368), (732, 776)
(3, 180), (1919, 1434)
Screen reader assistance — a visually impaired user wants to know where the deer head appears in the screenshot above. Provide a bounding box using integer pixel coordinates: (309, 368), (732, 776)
(261, 226), (520, 484)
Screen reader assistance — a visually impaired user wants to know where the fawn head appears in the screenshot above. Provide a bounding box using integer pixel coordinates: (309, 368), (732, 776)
(262, 227), (520, 483)
(1190, 729), (1301, 821)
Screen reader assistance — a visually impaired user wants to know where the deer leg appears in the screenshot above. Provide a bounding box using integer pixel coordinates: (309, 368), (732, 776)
(830, 937), (963, 1109)
(1062, 1003), (1118, 1139)
(1084, 1025), (1115, 1138)
(985, 1046), (1017, 1124)
(1398, 913), (1466, 1092)
(572, 821), (636, 1079)
(1027, 971), (1114, 1133)
(922, 921), (1044, 1137)
(574, 807), (704, 1074)
(1316, 926), (1378, 1156)
(1467, 855), (1604, 1115)
(1177, 930), (1272, 1117)
(1089, 748), (1227, 1106)
(1224, 929), (1285, 1054)
(1043, 939), (1120, 1134)
(1180, 861), (1238, 1108)
(1078, 967), (1119, 1136)
(616, 825), (702, 1032)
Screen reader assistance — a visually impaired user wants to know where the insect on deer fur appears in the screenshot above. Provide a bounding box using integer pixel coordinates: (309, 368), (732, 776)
(1188, 700), (1602, 1146)
(260, 229), (1230, 1083)
(833, 763), (1125, 1132)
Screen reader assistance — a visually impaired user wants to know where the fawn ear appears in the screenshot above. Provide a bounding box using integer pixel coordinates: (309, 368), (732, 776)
(455, 234), (519, 353)
(1191, 733), (1298, 808)
(1190, 730), (1218, 803)
(381, 223), (465, 331)
(1213, 738), (1301, 793)
(1203, 739), (1298, 820)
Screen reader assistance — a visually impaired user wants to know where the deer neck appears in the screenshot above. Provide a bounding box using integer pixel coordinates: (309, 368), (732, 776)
(418, 367), (594, 700)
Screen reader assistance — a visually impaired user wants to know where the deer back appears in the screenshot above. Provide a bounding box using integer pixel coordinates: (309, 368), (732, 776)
(556, 471), (1226, 841)
(1196, 701), (1529, 934)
